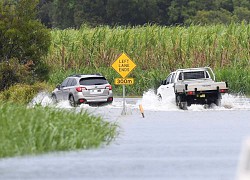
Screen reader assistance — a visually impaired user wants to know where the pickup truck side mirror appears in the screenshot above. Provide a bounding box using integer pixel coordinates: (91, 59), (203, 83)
(161, 80), (167, 85)
(56, 84), (61, 90)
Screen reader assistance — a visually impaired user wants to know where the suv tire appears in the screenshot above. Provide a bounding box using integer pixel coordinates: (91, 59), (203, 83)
(69, 95), (76, 107)
(51, 94), (57, 104)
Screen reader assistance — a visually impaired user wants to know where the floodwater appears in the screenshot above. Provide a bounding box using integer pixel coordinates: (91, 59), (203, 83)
(0, 90), (250, 180)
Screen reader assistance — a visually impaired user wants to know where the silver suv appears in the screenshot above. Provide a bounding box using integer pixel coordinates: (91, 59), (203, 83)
(51, 74), (113, 106)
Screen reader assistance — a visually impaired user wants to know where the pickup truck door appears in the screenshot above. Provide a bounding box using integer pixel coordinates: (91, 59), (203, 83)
(158, 73), (176, 100)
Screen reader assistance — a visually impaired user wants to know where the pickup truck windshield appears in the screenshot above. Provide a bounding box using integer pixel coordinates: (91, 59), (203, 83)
(183, 71), (207, 80)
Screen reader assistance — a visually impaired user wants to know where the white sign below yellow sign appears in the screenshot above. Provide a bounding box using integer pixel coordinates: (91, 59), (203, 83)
(114, 78), (134, 85)
(111, 53), (136, 78)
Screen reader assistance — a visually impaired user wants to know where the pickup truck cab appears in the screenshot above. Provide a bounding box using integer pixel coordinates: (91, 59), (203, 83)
(157, 67), (228, 110)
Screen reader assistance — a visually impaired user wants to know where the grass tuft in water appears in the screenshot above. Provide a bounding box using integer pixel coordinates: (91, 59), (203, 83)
(0, 103), (118, 158)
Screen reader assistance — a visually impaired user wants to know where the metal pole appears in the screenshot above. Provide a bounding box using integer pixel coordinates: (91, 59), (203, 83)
(121, 85), (126, 115)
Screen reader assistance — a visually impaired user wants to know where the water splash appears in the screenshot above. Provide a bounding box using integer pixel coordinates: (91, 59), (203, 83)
(221, 93), (250, 110)
(29, 90), (250, 112)
(138, 89), (178, 111)
(28, 91), (53, 108)
(140, 89), (250, 111)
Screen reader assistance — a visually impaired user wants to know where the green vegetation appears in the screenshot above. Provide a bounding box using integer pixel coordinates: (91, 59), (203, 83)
(0, 103), (117, 158)
(1, 1), (249, 159)
(0, 1), (118, 159)
(39, 0), (250, 28)
(0, 82), (53, 104)
(46, 24), (250, 95)
(0, 0), (51, 90)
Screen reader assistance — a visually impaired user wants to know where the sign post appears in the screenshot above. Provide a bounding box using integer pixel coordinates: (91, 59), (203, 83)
(121, 85), (126, 115)
(112, 53), (136, 115)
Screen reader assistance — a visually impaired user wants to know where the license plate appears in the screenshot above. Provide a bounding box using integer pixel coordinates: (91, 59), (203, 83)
(91, 89), (101, 93)
(199, 94), (205, 98)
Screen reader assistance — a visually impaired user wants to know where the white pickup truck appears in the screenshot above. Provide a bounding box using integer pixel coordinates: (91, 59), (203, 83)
(157, 67), (228, 110)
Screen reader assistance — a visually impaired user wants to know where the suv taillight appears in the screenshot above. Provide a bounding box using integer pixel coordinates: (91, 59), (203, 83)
(76, 87), (87, 92)
(106, 85), (112, 90)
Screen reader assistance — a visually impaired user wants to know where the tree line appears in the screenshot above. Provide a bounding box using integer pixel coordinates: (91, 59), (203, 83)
(0, 0), (51, 90)
(1, 0), (250, 90)
(38, 0), (250, 29)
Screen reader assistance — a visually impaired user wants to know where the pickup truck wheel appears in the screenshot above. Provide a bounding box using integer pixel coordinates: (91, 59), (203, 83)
(181, 102), (188, 110)
(215, 98), (221, 106)
(215, 93), (222, 106)
(158, 94), (162, 101)
(176, 95), (181, 107)
(176, 95), (188, 110)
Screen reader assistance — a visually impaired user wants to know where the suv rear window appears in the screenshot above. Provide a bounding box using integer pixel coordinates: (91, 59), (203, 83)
(79, 77), (108, 85)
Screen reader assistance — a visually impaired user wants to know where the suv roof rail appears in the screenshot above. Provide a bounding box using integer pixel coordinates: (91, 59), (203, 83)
(69, 73), (103, 77)
(95, 73), (102, 76)
(69, 74), (82, 77)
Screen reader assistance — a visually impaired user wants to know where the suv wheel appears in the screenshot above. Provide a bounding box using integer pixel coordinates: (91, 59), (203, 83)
(51, 94), (57, 104)
(69, 95), (76, 107)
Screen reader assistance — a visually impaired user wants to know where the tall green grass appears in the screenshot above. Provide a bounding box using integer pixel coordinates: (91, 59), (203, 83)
(0, 103), (117, 158)
(0, 82), (53, 104)
(45, 23), (250, 95)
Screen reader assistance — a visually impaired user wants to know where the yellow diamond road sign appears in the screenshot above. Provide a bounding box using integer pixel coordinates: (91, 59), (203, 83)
(112, 53), (136, 78)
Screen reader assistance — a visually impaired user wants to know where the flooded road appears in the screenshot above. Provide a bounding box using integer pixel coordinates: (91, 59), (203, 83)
(0, 91), (250, 180)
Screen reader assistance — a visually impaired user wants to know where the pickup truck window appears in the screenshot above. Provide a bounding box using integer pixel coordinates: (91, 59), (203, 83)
(166, 74), (171, 84)
(170, 73), (176, 83)
(205, 71), (209, 78)
(183, 71), (206, 80)
(178, 73), (183, 80)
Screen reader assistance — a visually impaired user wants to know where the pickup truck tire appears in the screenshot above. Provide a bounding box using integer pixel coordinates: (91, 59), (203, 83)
(176, 95), (188, 110)
(214, 93), (222, 106)
(215, 98), (221, 106)
(181, 102), (188, 110)
(158, 94), (162, 101)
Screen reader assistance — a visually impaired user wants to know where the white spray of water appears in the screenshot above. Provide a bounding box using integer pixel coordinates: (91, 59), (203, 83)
(28, 91), (73, 109)
(138, 89), (178, 111)
(139, 89), (250, 111)
(28, 91), (53, 107)
(221, 93), (250, 110)
(29, 90), (250, 112)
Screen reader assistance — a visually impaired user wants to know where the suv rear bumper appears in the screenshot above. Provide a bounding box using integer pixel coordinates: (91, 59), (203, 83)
(74, 91), (113, 103)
